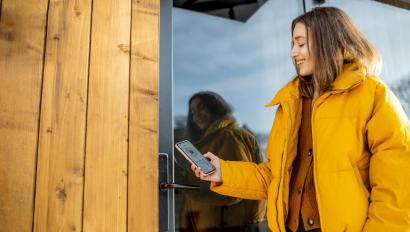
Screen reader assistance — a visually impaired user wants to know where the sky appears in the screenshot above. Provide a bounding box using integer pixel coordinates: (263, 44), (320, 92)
(173, 0), (410, 135)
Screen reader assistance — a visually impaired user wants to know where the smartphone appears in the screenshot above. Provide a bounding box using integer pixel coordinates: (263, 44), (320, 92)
(175, 140), (216, 176)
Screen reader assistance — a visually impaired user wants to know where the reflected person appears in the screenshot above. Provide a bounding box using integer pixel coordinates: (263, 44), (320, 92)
(180, 91), (267, 232)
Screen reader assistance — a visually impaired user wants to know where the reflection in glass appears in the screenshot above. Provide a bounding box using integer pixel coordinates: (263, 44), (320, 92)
(175, 91), (267, 231)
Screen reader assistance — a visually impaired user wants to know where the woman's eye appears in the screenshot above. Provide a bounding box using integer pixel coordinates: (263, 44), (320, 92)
(299, 43), (305, 47)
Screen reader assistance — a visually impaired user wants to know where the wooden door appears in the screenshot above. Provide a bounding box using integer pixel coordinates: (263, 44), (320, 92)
(0, 0), (160, 231)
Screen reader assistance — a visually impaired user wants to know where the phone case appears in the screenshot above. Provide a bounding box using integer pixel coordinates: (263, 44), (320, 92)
(175, 140), (216, 176)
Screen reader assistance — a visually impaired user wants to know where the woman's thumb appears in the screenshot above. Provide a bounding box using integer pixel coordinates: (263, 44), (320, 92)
(203, 152), (214, 159)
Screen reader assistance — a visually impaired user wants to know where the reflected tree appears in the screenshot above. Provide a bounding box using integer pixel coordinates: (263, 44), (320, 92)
(391, 73), (410, 117)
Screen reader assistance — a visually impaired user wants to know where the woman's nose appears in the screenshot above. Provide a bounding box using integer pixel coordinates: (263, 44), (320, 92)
(290, 46), (298, 57)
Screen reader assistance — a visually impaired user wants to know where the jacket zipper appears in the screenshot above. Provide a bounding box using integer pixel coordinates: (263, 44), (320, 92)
(311, 97), (324, 231)
(273, 101), (291, 232)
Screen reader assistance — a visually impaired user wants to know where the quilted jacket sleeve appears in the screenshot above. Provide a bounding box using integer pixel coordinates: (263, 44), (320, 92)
(210, 160), (273, 200)
(363, 82), (410, 231)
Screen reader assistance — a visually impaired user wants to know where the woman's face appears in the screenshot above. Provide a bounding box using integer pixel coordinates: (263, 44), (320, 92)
(291, 22), (314, 77)
(190, 98), (211, 130)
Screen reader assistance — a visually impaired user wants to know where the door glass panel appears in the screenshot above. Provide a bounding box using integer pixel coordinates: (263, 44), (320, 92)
(172, 1), (302, 231)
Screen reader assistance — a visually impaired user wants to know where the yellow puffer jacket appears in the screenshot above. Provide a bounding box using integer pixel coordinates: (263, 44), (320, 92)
(211, 63), (410, 232)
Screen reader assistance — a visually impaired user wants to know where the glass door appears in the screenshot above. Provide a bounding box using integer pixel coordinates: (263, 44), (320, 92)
(168, 0), (303, 231)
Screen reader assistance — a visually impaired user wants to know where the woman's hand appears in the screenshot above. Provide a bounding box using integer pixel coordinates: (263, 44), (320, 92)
(191, 152), (222, 183)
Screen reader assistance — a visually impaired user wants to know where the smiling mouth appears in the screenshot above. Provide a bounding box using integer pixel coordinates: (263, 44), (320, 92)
(296, 59), (305, 65)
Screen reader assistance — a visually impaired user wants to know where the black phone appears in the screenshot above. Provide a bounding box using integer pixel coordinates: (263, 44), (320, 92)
(175, 140), (216, 176)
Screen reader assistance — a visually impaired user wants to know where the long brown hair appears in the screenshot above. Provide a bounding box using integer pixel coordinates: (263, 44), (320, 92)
(187, 91), (233, 142)
(292, 7), (382, 97)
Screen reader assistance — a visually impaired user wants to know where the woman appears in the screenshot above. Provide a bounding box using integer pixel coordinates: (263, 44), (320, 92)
(179, 91), (267, 232)
(191, 7), (410, 232)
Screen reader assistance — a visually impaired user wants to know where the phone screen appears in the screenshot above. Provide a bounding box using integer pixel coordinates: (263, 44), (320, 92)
(175, 140), (216, 175)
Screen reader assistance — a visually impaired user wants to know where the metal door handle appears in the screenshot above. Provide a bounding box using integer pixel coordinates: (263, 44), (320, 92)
(160, 182), (200, 191)
(158, 153), (199, 231)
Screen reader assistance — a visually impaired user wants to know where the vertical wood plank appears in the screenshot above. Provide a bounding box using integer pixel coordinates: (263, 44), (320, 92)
(128, 0), (159, 231)
(83, 0), (131, 231)
(0, 0), (3, 21)
(0, 0), (48, 231)
(33, 0), (92, 231)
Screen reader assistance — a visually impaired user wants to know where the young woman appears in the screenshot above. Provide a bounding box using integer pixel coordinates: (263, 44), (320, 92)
(191, 7), (410, 232)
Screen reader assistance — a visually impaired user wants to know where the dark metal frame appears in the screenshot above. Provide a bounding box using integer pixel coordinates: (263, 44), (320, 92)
(374, 0), (410, 11)
(159, 0), (174, 231)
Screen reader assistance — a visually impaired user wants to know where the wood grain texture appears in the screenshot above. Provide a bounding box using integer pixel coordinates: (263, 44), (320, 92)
(82, 0), (131, 231)
(128, 0), (159, 231)
(0, 0), (48, 231)
(0, 0), (2, 21)
(33, 0), (92, 231)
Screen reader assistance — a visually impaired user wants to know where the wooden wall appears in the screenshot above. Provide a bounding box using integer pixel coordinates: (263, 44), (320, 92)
(0, 0), (159, 231)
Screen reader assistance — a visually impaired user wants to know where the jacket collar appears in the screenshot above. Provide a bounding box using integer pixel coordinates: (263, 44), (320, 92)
(265, 78), (300, 107)
(265, 63), (367, 107)
(198, 114), (237, 142)
(331, 62), (366, 90)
